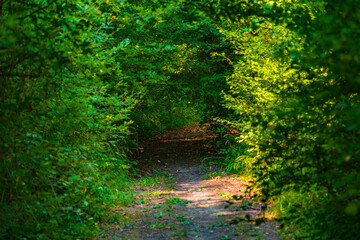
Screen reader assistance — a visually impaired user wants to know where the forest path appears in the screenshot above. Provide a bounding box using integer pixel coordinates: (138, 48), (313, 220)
(102, 125), (280, 239)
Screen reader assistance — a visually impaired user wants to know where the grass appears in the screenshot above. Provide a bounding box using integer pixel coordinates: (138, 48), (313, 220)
(165, 197), (189, 205)
(147, 191), (172, 197)
(138, 172), (175, 190)
(218, 192), (232, 198)
(139, 196), (152, 203)
(203, 171), (223, 179)
(175, 215), (189, 222)
(191, 228), (200, 232)
(171, 230), (188, 237)
(199, 163), (229, 180)
(207, 221), (229, 229)
(101, 169), (177, 235)
(153, 212), (163, 219)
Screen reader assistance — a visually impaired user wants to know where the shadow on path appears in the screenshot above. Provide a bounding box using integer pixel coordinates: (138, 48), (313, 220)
(103, 124), (280, 240)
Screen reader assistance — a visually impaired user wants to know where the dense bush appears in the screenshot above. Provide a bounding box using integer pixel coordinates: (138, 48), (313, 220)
(0, 0), (229, 238)
(0, 1), (139, 238)
(1, 0), (358, 239)
(202, 0), (360, 238)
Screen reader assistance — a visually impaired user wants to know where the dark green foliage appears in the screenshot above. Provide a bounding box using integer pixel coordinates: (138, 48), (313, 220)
(0, 1), (138, 238)
(116, 1), (231, 138)
(1, 0), (359, 239)
(0, 0), (228, 238)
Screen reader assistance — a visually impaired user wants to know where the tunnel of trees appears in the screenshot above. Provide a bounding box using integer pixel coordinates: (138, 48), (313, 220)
(0, 0), (359, 239)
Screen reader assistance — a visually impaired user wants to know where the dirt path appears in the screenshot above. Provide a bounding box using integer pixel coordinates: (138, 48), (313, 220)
(102, 125), (280, 239)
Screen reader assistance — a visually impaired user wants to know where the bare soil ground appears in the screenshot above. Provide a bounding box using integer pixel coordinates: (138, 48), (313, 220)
(102, 124), (280, 240)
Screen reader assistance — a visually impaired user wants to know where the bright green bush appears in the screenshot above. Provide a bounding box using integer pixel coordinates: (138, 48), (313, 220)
(205, 0), (360, 238)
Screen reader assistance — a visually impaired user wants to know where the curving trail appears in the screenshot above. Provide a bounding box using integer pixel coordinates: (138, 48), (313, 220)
(102, 125), (280, 240)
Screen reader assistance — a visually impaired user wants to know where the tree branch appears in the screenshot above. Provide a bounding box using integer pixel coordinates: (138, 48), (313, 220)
(17, 0), (56, 20)
(0, 52), (38, 71)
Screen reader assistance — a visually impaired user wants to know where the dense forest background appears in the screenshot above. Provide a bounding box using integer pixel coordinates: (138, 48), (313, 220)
(1, 0), (359, 239)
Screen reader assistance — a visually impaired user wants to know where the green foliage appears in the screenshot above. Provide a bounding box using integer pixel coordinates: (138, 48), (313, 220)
(1, 0), (358, 239)
(0, 0), (138, 238)
(138, 170), (175, 190)
(115, 1), (231, 139)
(165, 198), (189, 205)
(207, 0), (360, 239)
(1, 0), (231, 237)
